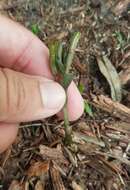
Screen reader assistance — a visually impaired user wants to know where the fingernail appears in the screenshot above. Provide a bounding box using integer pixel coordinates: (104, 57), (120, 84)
(40, 81), (66, 110)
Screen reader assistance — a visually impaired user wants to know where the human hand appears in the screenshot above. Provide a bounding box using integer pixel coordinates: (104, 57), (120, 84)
(0, 16), (84, 153)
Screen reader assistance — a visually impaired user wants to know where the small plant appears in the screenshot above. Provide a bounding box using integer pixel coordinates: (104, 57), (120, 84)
(113, 31), (126, 50)
(84, 100), (93, 117)
(31, 24), (40, 35)
(49, 32), (81, 145)
(78, 83), (85, 94)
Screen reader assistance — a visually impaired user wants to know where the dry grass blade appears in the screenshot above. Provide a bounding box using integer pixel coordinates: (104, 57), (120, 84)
(73, 132), (105, 147)
(106, 122), (130, 132)
(64, 147), (77, 167)
(120, 65), (130, 86)
(112, 0), (130, 16)
(98, 156), (122, 174)
(35, 181), (44, 190)
(97, 56), (122, 102)
(8, 180), (23, 190)
(91, 94), (130, 122)
(71, 181), (83, 190)
(50, 161), (66, 190)
(96, 151), (130, 166)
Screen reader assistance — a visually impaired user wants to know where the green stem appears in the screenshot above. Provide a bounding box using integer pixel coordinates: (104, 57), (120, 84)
(63, 97), (72, 145)
(49, 32), (81, 146)
(63, 104), (69, 128)
(63, 32), (81, 145)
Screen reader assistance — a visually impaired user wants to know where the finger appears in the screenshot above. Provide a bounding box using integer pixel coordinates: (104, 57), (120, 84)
(0, 123), (18, 153)
(58, 81), (84, 121)
(67, 81), (84, 121)
(0, 15), (52, 77)
(0, 16), (84, 121)
(0, 68), (65, 123)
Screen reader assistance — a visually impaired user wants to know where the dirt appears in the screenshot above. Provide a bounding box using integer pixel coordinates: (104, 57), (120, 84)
(0, 0), (130, 190)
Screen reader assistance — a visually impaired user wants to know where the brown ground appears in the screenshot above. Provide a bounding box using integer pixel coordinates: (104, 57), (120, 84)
(0, 0), (130, 189)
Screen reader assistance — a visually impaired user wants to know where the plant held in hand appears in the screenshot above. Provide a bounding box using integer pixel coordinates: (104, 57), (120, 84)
(49, 32), (81, 145)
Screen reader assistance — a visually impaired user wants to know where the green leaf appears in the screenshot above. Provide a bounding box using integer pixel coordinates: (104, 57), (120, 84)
(97, 56), (122, 102)
(113, 31), (126, 49)
(56, 43), (65, 74)
(49, 32), (80, 91)
(49, 42), (66, 76)
(31, 24), (40, 35)
(49, 42), (59, 76)
(62, 48), (68, 65)
(78, 83), (85, 94)
(62, 73), (73, 89)
(66, 32), (81, 73)
(84, 100), (93, 117)
(74, 132), (105, 147)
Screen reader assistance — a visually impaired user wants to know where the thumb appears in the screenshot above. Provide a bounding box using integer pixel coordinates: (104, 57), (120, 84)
(0, 68), (66, 123)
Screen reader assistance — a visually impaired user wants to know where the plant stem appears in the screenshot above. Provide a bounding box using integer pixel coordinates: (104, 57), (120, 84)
(63, 98), (72, 145)
(49, 32), (81, 146)
(63, 32), (81, 145)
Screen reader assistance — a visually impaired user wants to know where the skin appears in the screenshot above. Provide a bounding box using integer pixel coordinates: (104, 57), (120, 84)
(0, 16), (84, 153)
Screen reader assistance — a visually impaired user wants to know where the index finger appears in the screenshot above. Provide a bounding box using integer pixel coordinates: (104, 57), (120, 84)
(0, 16), (52, 78)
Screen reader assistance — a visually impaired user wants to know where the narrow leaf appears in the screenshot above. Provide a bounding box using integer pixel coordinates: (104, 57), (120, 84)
(62, 73), (73, 89)
(84, 100), (93, 117)
(66, 32), (81, 73)
(49, 42), (58, 76)
(97, 56), (122, 102)
(103, 56), (122, 101)
(78, 83), (85, 94)
(56, 43), (65, 74)
(31, 24), (40, 35)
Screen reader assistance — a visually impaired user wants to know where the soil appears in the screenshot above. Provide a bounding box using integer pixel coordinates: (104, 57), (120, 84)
(0, 0), (130, 190)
